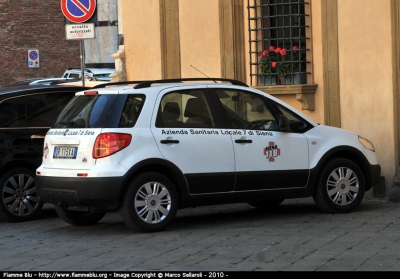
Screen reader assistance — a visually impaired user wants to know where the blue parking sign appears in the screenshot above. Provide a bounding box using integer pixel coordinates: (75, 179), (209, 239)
(28, 49), (40, 68)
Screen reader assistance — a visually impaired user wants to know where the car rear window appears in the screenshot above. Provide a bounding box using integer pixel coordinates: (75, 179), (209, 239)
(53, 94), (145, 129)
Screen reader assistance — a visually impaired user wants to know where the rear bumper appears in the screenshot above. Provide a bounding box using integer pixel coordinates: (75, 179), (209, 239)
(36, 175), (125, 211)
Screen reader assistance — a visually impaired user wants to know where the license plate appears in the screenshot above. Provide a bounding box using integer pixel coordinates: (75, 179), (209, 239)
(53, 147), (77, 159)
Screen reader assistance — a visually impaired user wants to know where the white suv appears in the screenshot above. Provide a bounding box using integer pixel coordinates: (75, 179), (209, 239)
(36, 78), (381, 232)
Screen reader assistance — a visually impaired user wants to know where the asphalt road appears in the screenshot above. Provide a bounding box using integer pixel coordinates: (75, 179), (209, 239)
(1, 197), (400, 272)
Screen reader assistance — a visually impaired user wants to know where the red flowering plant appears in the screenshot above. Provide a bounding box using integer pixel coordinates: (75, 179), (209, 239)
(259, 45), (299, 84)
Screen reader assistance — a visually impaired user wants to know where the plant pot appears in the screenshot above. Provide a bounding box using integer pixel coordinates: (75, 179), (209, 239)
(285, 73), (307, 85)
(258, 75), (278, 85)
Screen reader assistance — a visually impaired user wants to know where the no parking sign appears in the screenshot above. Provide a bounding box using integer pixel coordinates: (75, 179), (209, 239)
(28, 49), (40, 68)
(61, 0), (97, 23)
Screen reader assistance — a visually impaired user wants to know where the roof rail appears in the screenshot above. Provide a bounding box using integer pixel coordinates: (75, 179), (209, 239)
(91, 78), (248, 90)
(133, 78), (248, 89)
(91, 80), (149, 89)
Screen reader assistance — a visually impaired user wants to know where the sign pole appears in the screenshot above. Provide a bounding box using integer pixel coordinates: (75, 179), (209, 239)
(61, 0), (97, 86)
(80, 39), (85, 87)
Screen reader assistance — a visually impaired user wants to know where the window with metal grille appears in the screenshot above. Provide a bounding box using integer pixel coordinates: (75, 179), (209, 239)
(248, 0), (310, 86)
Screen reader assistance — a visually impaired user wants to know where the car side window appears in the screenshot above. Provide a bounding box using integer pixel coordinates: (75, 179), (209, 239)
(0, 96), (26, 128)
(118, 95), (146, 128)
(27, 92), (76, 127)
(69, 73), (80, 79)
(275, 103), (309, 132)
(157, 90), (215, 128)
(216, 89), (278, 131)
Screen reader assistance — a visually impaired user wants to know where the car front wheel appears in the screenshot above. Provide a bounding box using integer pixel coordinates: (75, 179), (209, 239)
(120, 172), (178, 232)
(313, 158), (365, 213)
(0, 167), (44, 222)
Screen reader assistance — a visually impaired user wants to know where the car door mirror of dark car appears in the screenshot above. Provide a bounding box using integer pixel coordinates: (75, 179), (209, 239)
(278, 114), (290, 132)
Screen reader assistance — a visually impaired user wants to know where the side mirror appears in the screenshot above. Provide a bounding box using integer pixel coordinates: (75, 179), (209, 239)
(278, 114), (290, 132)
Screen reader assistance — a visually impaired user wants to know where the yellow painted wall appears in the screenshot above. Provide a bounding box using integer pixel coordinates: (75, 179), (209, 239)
(337, 0), (395, 194)
(122, 0), (162, 80)
(179, 0), (221, 78)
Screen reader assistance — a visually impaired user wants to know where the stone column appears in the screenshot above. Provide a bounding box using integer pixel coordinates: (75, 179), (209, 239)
(390, 0), (400, 201)
(110, 0), (126, 81)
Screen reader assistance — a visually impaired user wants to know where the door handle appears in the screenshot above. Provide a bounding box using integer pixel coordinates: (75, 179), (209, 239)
(31, 135), (45, 139)
(160, 140), (179, 144)
(235, 139), (252, 144)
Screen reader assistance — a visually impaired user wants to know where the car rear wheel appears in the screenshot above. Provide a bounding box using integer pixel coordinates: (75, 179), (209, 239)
(120, 172), (178, 232)
(0, 167), (43, 222)
(247, 199), (284, 209)
(313, 158), (365, 213)
(55, 206), (106, 226)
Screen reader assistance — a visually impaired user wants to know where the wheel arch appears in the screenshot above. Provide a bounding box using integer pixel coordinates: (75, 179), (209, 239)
(0, 160), (39, 177)
(310, 146), (374, 193)
(117, 158), (189, 209)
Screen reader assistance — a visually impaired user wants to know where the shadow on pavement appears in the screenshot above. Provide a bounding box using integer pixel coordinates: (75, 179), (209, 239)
(168, 201), (322, 230)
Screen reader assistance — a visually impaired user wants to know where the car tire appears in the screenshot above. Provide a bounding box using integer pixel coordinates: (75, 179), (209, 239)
(54, 206), (106, 226)
(120, 172), (178, 232)
(247, 199), (284, 209)
(0, 167), (44, 222)
(313, 158), (365, 213)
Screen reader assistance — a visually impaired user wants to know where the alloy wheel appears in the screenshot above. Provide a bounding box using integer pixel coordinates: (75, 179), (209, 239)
(2, 173), (41, 217)
(134, 181), (172, 224)
(326, 167), (359, 206)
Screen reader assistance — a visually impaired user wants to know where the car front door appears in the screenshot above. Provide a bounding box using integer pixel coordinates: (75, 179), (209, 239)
(213, 88), (310, 192)
(151, 88), (235, 194)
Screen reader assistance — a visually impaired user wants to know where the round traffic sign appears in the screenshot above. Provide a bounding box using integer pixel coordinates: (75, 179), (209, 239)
(61, 0), (96, 23)
(29, 50), (38, 60)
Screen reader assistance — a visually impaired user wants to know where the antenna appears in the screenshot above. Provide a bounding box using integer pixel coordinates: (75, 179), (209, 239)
(190, 65), (217, 83)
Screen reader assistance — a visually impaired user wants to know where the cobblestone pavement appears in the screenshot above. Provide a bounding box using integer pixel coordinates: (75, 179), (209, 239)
(1, 197), (400, 271)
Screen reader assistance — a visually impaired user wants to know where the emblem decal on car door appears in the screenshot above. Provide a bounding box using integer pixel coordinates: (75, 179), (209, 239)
(264, 142), (281, 162)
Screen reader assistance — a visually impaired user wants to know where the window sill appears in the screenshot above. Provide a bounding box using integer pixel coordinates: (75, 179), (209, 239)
(254, 84), (318, 111)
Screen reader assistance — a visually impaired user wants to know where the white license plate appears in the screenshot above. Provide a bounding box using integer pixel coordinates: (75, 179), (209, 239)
(53, 147), (77, 159)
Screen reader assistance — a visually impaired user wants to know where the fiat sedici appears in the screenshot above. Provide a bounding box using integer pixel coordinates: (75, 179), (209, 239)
(36, 78), (381, 232)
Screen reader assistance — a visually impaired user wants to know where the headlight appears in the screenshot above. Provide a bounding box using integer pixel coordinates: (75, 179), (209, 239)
(359, 136), (375, 152)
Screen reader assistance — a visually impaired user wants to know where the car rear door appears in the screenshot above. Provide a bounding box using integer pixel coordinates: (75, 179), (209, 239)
(151, 88), (235, 194)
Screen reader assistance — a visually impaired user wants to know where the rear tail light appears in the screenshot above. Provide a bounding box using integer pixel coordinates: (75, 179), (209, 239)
(93, 133), (132, 159)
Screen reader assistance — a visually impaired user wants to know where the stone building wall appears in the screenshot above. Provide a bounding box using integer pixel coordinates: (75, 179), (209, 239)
(0, 0), (81, 86)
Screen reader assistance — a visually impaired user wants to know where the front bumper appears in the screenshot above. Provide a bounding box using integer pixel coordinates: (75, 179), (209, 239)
(36, 175), (125, 211)
(368, 164), (381, 191)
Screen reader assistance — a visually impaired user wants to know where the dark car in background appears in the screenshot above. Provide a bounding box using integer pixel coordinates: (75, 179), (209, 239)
(0, 84), (87, 222)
